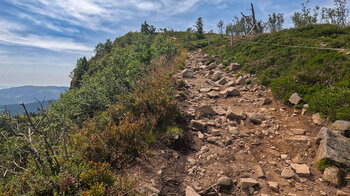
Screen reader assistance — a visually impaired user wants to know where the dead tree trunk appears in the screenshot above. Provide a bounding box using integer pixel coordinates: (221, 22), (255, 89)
(241, 3), (267, 34)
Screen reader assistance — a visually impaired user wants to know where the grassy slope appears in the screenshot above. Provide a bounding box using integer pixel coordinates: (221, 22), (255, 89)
(200, 24), (350, 121)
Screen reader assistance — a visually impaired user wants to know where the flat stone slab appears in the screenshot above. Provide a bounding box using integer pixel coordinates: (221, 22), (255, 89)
(286, 135), (312, 142)
(332, 120), (350, 131)
(290, 164), (310, 177)
(239, 178), (259, 189)
(317, 127), (350, 167)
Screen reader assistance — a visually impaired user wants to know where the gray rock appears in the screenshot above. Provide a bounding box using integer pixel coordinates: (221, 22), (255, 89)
(186, 186), (200, 196)
(197, 105), (217, 117)
(249, 113), (266, 125)
(199, 88), (212, 93)
(323, 166), (342, 186)
(333, 120), (350, 131)
(207, 63), (217, 70)
(182, 69), (194, 78)
(191, 120), (207, 131)
(317, 127), (350, 167)
(312, 113), (325, 125)
(227, 81), (235, 87)
(214, 107), (227, 116)
(206, 79), (220, 87)
(217, 77), (227, 85)
(253, 165), (265, 178)
(281, 167), (294, 179)
(262, 98), (272, 105)
(291, 129), (306, 135)
(207, 91), (220, 98)
(226, 107), (246, 121)
(235, 76), (246, 85)
(267, 181), (279, 192)
(207, 136), (220, 143)
(229, 63), (241, 71)
(239, 178), (259, 189)
(229, 127), (240, 135)
(290, 164), (310, 177)
(217, 176), (232, 189)
(211, 129), (221, 136)
(289, 93), (303, 105)
(212, 71), (223, 81)
(220, 87), (240, 98)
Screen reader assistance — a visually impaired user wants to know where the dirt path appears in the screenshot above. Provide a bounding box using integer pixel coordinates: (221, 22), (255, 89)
(130, 50), (349, 196)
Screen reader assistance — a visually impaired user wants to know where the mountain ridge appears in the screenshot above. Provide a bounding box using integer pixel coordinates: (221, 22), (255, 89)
(0, 85), (68, 105)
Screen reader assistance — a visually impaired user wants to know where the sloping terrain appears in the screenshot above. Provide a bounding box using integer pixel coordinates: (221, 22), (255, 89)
(131, 50), (350, 196)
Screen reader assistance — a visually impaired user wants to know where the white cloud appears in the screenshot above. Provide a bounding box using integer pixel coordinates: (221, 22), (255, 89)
(0, 19), (92, 52)
(137, 2), (162, 11)
(9, 0), (229, 32)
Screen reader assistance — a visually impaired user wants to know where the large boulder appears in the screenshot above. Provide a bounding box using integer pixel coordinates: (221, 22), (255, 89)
(288, 93), (303, 105)
(316, 127), (350, 168)
(182, 69), (194, 78)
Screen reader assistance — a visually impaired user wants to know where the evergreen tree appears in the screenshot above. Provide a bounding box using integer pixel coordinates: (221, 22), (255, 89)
(195, 17), (204, 39)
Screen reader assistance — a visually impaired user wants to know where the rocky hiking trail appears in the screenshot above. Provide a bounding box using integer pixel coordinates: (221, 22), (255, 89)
(130, 50), (350, 196)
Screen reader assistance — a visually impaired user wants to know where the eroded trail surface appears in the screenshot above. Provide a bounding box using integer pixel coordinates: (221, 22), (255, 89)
(131, 50), (350, 196)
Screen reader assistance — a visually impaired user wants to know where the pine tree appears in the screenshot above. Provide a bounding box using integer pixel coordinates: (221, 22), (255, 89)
(195, 17), (204, 39)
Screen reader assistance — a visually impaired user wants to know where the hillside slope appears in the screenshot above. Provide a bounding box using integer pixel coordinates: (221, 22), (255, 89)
(201, 24), (350, 121)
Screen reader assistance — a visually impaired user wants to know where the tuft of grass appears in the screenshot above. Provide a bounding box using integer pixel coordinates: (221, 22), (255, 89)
(316, 159), (334, 171)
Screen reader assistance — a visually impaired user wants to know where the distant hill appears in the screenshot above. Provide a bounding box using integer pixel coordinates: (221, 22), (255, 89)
(0, 100), (51, 116)
(0, 86), (68, 105)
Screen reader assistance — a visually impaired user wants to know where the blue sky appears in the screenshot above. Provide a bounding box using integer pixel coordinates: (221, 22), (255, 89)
(0, 0), (337, 87)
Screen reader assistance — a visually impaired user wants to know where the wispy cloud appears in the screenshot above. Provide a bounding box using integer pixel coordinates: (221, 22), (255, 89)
(8, 0), (229, 32)
(0, 19), (92, 52)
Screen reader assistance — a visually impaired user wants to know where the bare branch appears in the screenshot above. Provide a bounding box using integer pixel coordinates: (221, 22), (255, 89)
(13, 160), (27, 171)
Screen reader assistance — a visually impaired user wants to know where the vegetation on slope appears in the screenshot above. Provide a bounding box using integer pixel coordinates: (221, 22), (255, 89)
(0, 26), (187, 195)
(201, 24), (350, 121)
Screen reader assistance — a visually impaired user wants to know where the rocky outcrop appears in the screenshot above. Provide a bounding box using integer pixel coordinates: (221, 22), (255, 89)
(316, 127), (350, 168)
